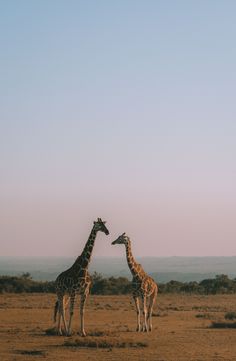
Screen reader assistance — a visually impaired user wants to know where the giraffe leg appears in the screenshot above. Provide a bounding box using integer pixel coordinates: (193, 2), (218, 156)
(61, 297), (68, 335)
(141, 294), (148, 332)
(67, 293), (76, 336)
(133, 296), (141, 332)
(80, 293), (88, 337)
(58, 296), (68, 336)
(57, 299), (62, 336)
(147, 291), (156, 332)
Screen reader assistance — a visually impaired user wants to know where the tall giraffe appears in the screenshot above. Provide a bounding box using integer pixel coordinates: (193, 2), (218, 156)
(54, 218), (109, 336)
(112, 233), (158, 332)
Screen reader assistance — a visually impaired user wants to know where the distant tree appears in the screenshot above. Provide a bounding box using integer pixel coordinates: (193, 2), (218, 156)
(164, 280), (183, 293)
(91, 273), (132, 295)
(199, 274), (236, 294)
(21, 272), (32, 280)
(180, 281), (203, 294)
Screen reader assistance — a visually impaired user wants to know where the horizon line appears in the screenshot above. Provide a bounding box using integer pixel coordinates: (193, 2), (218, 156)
(1, 255), (236, 259)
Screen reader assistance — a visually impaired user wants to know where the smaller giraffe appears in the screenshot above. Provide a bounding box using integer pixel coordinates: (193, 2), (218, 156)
(54, 218), (109, 336)
(112, 233), (158, 332)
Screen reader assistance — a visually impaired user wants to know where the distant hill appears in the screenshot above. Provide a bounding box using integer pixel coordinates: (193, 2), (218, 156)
(0, 256), (236, 283)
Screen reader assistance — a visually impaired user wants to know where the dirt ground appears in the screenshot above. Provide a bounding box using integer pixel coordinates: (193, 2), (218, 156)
(0, 293), (236, 361)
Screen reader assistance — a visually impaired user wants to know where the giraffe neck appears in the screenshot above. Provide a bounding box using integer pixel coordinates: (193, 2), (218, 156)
(125, 241), (143, 279)
(72, 227), (98, 271)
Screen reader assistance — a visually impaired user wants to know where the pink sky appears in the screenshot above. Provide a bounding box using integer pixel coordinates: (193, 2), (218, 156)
(1, 1), (236, 257)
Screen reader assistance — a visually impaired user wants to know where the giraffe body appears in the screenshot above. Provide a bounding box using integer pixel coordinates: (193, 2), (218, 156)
(112, 233), (158, 332)
(54, 218), (109, 336)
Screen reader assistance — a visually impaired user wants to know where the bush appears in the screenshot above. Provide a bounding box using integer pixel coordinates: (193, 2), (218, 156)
(0, 274), (55, 294)
(199, 275), (236, 295)
(225, 312), (236, 320)
(211, 322), (236, 329)
(91, 273), (132, 295)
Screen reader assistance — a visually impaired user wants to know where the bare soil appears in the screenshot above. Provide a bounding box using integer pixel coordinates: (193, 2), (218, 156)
(0, 293), (236, 361)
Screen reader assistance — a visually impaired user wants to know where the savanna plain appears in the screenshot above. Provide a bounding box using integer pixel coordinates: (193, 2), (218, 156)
(0, 293), (236, 361)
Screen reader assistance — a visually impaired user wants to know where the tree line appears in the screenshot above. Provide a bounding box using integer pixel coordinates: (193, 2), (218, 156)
(0, 272), (236, 295)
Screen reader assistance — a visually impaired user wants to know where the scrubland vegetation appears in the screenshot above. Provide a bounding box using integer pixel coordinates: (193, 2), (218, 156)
(1, 272), (236, 295)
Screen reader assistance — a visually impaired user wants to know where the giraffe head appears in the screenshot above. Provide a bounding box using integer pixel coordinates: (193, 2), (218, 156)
(93, 218), (109, 235)
(111, 232), (130, 246)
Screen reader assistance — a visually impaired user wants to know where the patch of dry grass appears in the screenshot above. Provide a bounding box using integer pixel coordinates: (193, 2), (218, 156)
(45, 327), (58, 336)
(16, 349), (46, 356)
(87, 329), (118, 337)
(225, 311), (236, 320)
(192, 305), (225, 312)
(152, 311), (168, 317)
(195, 313), (211, 319)
(210, 321), (236, 329)
(45, 327), (120, 337)
(64, 337), (148, 349)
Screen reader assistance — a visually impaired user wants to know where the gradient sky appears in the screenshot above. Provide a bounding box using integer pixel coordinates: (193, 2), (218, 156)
(0, 0), (236, 257)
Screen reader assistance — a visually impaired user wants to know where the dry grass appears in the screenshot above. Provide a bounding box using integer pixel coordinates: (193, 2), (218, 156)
(210, 321), (236, 329)
(1, 293), (236, 361)
(152, 311), (168, 317)
(195, 313), (212, 319)
(44, 327), (119, 337)
(225, 311), (236, 320)
(16, 349), (46, 356)
(64, 337), (148, 348)
(87, 329), (118, 336)
(45, 327), (58, 335)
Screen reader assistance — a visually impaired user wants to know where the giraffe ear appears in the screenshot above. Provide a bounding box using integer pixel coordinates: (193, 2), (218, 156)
(122, 232), (126, 236)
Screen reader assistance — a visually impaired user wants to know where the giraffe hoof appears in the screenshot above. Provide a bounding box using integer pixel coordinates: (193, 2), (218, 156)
(81, 331), (86, 337)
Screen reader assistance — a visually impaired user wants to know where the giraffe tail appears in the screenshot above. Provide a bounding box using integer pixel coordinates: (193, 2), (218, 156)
(53, 300), (59, 323)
